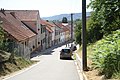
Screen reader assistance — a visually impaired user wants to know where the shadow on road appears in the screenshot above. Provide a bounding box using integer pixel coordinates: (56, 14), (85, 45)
(60, 57), (74, 60)
(30, 43), (65, 58)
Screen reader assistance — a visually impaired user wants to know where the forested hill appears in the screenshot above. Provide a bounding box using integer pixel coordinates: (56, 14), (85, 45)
(42, 12), (91, 21)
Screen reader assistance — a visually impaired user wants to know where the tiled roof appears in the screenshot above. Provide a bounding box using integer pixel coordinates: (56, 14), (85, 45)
(40, 19), (55, 27)
(6, 10), (40, 33)
(54, 23), (70, 32)
(40, 19), (53, 33)
(6, 10), (39, 21)
(23, 21), (38, 34)
(0, 12), (36, 41)
(46, 27), (53, 33)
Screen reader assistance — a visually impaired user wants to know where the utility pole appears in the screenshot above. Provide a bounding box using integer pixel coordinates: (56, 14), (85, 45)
(71, 13), (73, 42)
(82, 0), (87, 71)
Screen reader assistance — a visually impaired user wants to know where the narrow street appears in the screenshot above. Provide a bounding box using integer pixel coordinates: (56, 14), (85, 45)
(5, 44), (80, 80)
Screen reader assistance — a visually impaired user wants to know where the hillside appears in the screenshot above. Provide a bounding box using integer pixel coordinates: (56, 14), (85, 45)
(0, 50), (36, 77)
(42, 12), (91, 21)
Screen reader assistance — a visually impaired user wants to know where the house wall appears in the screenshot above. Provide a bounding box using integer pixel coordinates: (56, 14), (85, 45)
(51, 27), (55, 46)
(40, 25), (46, 50)
(36, 14), (41, 48)
(66, 31), (70, 41)
(8, 40), (31, 60)
(28, 35), (36, 52)
(49, 32), (52, 47)
(45, 28), (52, 49)
(55, 26), (60, 45)
(60, 31), (65, 43)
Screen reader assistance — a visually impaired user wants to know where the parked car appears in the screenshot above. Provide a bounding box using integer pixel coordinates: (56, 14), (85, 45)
(60, 47), (72, 59)
(70, 44), (77, 51)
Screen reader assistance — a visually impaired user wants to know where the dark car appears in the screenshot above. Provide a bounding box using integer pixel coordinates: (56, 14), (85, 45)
(70, 44), (77, 51)
(60, 47), (72, 59)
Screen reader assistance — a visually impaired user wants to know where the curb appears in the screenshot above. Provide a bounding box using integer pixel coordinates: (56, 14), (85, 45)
(75, 53), (88, 80)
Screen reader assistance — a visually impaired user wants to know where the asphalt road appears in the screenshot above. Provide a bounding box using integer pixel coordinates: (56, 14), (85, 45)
(5, 44), (80, 80)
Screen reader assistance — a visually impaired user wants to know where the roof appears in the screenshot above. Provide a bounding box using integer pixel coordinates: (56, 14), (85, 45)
(22, 21), (38, 34)
(40, 19), (53, 33)
(0, 12), (36, 41)
(54, 23), (70, 32)
(6, 10), (39, 21)
(46, 27), (53, 33)
(40, 19), (55, 27)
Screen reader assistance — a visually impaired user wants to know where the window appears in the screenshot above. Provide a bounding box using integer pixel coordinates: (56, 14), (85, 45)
(62, 49), (70, 53)
(41, 27), (43, 34)
(25, 41), (27, 46)
(33, 45), (35, 49)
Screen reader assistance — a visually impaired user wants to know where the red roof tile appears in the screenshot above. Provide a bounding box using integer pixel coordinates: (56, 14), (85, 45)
(46, 27), (53, 33)
(40, 19), (55, 27)
(6, 10), (39, 21)
(0, 12), (36, 41)
(40, 19), (53, 33)
(53, 23), (70, 32)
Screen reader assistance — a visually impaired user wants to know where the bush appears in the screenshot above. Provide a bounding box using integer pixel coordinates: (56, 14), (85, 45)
(92, 30), (120, 78)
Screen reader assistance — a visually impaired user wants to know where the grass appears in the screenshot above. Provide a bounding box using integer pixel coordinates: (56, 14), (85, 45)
(77, 42), (103, 80)
(77, 41), (120, 80)
(0, 51), (37, 77)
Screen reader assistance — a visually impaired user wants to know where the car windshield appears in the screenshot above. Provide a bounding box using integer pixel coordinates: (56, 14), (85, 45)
(62, 49), (70, 53)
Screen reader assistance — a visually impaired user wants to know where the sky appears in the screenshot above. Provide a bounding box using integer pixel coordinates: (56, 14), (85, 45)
(0, 0), (92, 17)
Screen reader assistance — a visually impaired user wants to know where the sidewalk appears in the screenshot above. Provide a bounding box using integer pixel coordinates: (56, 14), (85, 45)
(74, 45), (88, 80)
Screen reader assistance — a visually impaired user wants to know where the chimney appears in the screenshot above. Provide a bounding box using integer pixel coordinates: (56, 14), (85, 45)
(10, 12), (16, 18)
(0, 8), (6, 15)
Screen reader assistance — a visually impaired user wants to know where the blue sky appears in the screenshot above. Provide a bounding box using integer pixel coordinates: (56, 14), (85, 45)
(0, 0), (92, 17)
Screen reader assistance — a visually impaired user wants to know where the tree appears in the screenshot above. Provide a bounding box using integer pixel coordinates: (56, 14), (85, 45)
(87, 12), (103, 43)
(88, 0), (120, 34)
(0, 21), (5, 50)
(62, 17), (68, 23)
(0, 21), (4, 40)
(74, 20), (82, 45)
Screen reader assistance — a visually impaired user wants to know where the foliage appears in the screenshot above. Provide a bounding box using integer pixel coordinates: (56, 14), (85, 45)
(87, 12), (103, 43)
(92, 30), (120, 78)
(0, 23), (15, 52)
(0, 22), (4, 40)
(0, 23), (6, 50)
(74, 20), (82, 45)
(62, 17), (68, 23)
(88, 0), (120, 34)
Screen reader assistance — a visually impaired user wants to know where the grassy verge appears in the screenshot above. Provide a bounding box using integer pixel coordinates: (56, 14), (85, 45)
(77, 40), (120, 80)
(0, 52), (37, 77)
(77, 42), (103, 80)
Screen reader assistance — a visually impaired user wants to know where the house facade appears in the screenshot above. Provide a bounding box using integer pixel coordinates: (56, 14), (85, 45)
(0, 9), (72, 59)
(6, 10), (43, 51)
(0, 11), (36, 59)
(40, 19), (53, 49)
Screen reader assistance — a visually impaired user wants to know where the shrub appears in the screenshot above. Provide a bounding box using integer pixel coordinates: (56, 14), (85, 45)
(92, 30), (120, 78)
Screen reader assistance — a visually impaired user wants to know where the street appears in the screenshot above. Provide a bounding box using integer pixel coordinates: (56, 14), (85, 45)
(5, 44), (80, 80)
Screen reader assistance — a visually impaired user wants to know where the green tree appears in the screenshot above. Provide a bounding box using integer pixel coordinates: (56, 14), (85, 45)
(88, 0), (120, 34)
(87, 12), (103, 43)
(0, 21), (10, 51)
(74, 20), (82, 45)
(0, 21), (5, 50)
